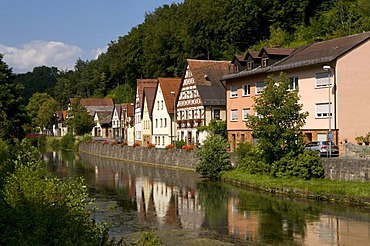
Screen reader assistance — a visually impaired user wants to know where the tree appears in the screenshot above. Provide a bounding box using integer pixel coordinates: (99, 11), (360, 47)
(246, 73), (308, 165)
(196, 134), (231, 180)
(26, 92), (55, 129)
(36, 98), (59, 132)
(0, 54), (28, 141)
(66, 99), (95, 136)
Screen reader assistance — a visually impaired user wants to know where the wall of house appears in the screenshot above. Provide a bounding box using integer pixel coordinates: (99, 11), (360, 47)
(336, 40), (370, 144)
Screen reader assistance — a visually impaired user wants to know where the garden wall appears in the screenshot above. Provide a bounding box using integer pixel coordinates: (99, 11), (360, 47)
(79, 142), (370, 181)
(79, 142), (198, 170)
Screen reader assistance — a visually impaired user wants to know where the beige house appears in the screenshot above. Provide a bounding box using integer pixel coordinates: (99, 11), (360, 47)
(224, 32), (370, 150)
(176, 59), (232, 145)
(141, 87), (157, 147)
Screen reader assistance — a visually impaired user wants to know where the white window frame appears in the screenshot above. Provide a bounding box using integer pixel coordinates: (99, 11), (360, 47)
(315, 72), (331, 88)
(288, 77), (298, 91)
(315, 102), (332, 118)
(230, 109), (238, 122)
(230, 86), (238, 98)
(242, 84), (250, 96)
(242, 108), (251, 121)
(255, 82), (265, 95)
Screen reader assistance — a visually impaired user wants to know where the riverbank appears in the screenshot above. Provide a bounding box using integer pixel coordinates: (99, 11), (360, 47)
(222, 170), (370, 207)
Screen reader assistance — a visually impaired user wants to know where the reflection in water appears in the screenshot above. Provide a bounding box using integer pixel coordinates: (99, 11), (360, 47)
(43, 151), (370, 245)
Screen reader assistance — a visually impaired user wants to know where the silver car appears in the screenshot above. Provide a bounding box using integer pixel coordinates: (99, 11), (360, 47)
(304, 141), (339, 157)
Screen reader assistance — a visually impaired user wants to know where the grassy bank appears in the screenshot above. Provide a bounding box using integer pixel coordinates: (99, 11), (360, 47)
(222, 170), (370, 206)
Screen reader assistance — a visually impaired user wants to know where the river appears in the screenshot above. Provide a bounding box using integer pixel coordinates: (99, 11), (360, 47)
(43, 151), (370, 246)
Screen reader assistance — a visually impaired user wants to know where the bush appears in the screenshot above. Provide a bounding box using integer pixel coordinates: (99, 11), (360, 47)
(81, 134), (93, 142)
(37, 134), (47, 149)
(182, 145), (196, 150)
(147, 143), (156, 148)
(174, 140), (186, 149)
(271, 150), (324, 180)
(165, 144), (175, 149)
(235, 142), (270, 174)
(51, 138), (60, 149)
(60, 133), (76, 151)
(133, 143), (140, 147)
(196, 134), (231, 180)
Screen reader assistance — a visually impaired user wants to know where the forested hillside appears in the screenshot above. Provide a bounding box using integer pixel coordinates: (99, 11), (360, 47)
(16, 0), (370, 108)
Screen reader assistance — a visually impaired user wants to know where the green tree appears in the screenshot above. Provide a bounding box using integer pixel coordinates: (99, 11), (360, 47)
(246, 73), (308, 165)
(196, 134), (231, 180)
(67, 99), (95, 136)
(36, 98), (59, 131)
(26, 93), (54, 128)
(106, 84), (135, 104)
(0, 54), (28, 141)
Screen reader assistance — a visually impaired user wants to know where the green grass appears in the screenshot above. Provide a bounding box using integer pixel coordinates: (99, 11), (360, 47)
(222, 170), (370, 205)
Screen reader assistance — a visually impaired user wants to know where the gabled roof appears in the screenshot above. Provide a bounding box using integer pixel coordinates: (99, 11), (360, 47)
(259, 47), (295, 57)
(224, 32), (370, 81)
(114, 104), (121, 118)
(158, 77), (181, 114)
(136, 79), (158, 111)
(244, 51), (260, 60)
(69, 98), (114, 116)
(185, 59), (231, 106)
(121, 103), (134, 117)
(232, 54), (246, 63)
(142, 87), (157, 116)
(95, 110), (112, 125)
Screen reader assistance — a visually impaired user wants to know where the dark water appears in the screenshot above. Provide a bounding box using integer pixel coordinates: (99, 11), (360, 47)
(43, 151), (370, 245)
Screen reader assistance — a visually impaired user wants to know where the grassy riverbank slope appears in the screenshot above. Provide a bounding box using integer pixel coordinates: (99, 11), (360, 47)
(222, 170), (370, 206)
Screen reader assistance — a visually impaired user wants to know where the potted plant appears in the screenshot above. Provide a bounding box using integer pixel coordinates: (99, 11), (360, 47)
(355, 136), (365, 145)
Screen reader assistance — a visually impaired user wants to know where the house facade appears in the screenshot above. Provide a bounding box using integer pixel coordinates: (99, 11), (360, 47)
(224, 32), (370, 150)
(120, 103), (134, 144)
(134, 79), (158, 146)
(142, 87), (156, 147)
(112, 104), (121, 139)
(152, 78), (181, 148)
(176, 59), (231, 145)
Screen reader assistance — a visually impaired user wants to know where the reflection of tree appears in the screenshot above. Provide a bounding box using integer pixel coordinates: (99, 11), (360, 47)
(237, 189), (323, 245)
(196, 181), (229, 234)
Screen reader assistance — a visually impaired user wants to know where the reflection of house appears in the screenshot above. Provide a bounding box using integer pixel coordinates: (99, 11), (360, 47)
(152, 78), (181, 148)
(224, 32), (370, 150)
(177, 187), (204, 230)
(227, 197), (259, 242)
(176, 59), (232, 145)
(153, 182), (172, 225)
(134, 79), (158, 146)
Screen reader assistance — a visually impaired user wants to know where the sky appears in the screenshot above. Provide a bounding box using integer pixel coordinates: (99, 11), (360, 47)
(0, 0), (183, 73)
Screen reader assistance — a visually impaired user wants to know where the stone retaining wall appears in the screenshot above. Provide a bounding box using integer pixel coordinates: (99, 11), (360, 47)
(80, 142), (370, 181)
(79, 142), (198, 170)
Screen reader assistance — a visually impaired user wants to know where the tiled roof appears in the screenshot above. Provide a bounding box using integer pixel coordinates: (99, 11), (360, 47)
(137, 79), (158, 111)
(186, 59), (231, 106)
(114, 104), (121, 118)
(79, 98), (113, 106)
(224, 32), (370, 80)
(95, 111), (112, 125)
(158, 77), (182, 113)
(245, 51), (260, 59)
(232, 54), (246, 63)
(259, 47), (295, 56)
(143, 87), (157, 116)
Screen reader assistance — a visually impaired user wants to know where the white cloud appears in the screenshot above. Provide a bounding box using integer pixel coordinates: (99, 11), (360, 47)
(0, 40), (82, 73)
(91, 46), (107, 59)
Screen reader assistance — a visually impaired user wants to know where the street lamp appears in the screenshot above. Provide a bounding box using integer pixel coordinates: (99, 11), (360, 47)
(323, 65), (332, 158)
(170, 91), (176, 144)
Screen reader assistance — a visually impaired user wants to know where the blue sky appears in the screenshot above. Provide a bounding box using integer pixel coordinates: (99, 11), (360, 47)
(0, 0), (183, 73)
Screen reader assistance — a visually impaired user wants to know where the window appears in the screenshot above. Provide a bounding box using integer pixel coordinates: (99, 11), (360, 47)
(242, 84), (250, 96)
(231, 110), (238, 121)
(155, 119), (158, 128)
(161, 100), (163, 110)
(315, 103), (332, 118)
(315, 72), (331, 88)
(157, 101), (160, 110)
(213, 109), (220, 120)
(160, 118), (163, 127)
(247, 61), (253, 71)
(242, 108), (251, 121)
(230, 86), (238, 98)
(164, 118), (167, 127)
(288, 77), (298, 91)
(255, 82), (265, 95)
(262, 58), (268, 67)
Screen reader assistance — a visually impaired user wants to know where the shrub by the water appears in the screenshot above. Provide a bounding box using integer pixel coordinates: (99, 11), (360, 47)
(60, 133), (76, 150)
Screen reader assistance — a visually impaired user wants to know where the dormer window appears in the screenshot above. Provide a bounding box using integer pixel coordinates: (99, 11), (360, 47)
(262, 58), (268, 67)
(247, 61), (253, 71)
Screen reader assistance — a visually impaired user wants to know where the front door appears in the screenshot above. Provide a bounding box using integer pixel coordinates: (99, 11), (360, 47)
(187, 131), (192, 145)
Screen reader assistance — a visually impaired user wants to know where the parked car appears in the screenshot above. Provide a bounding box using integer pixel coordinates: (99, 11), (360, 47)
(304, 141), (339, 157)
(115, 137), (124, 144)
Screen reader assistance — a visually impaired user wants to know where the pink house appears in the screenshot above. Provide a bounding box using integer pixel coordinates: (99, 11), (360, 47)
(223, 32), (370, 150)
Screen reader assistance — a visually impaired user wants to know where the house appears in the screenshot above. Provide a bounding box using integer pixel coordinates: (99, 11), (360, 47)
(223, 32), (370, 150)
(120, 103), (134, 144)
(141, 87), (157, 147)
(112, 104), (121, 139)
(93, 111), (113, 138)
(134, 79), (158, 146)
(176, 59), (232, 145)
(152, 78), (182, 148)
(68, 98), (114, 136)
